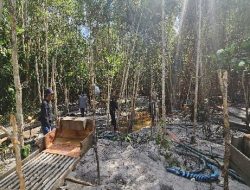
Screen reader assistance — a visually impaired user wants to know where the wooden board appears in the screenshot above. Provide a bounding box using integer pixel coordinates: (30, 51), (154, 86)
(243, 134), (250, 158)
(230, 144), (250, 187)
(44, 138), (81, 157)
(44, 117), (94, 157)
(0, 152), (76, 190)
(0, 150), (40, 181)
(228, 107), (248, 120)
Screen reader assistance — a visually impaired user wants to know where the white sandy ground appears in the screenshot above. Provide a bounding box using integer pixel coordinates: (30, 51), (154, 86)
(62, 133), (250, 190)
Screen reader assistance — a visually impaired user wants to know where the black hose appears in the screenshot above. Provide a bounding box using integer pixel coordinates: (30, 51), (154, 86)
(174, 150), (206, 174)
(167, 163), (220, 182)
(175, 142), (246, 184)
(177, 142), (223, 160)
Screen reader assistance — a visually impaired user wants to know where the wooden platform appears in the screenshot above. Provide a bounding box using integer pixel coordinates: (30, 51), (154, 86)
(0, 117), (94, 190)
(0, 152), (77, 190)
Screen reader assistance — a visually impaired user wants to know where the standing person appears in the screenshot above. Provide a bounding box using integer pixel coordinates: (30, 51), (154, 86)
(39, 88), (54, 135)
(149, 91), (157, 126)
(110, 96), (118, 132)
(79, 93), (88, 117)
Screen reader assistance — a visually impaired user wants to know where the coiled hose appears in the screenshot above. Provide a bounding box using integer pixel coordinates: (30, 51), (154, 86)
(167, 163), (219, 182)
(167, 142), (245, 184)
(174, 151), (206, 174)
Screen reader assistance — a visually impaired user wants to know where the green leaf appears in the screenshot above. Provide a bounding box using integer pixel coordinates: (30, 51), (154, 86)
(16, 27), (25, 35)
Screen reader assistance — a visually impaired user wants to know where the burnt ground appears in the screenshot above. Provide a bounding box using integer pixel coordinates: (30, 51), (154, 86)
(61, 111), (250, 190)
(1, 99), (249, 190)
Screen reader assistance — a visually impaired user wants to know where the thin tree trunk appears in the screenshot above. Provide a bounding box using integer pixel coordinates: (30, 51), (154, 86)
(0, 115), (26, 190)
(38, 37), (44, 99)
(21, 0), (25, 76)
(161, 0), (166, 120)
(129, 74), (137, 132)
(120, 62), (128, 99)
(35, 56), (42, 104)
(52, 56), (58, 117)
(106, 77), (112, 128)
(129, 65), (141, 132)
(10, 115), (26, 190)
(50, 57), (53, 88)
(10, 0), (24, 147)
(218, 70), (230, 190)
(150, 63), (154, 136)
(64, 83), (69, 114)
(26, 38), (31, 81)
(192, 0), (202, 143)
(119, 12), (142, 100)
(89, 42), (101, 185)
(22, 0), (29, 82)
(242, 71), (249, 128)
(165, 17), (174, 112)
(120, 44), (131, 100)
(168, 55), (174, 112)
(0, 0), (3, 18)
(0, 124), (26, 189)
(44, 0), (49, 88)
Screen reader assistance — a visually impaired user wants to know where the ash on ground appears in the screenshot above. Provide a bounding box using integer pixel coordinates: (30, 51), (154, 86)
(62, 122), (249, 190)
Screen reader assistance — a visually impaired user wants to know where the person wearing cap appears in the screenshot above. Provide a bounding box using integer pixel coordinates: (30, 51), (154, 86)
(39, 88), (54, 135)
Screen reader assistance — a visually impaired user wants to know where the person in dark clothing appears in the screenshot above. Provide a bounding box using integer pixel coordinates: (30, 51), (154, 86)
(149, 92), (157, 126)
(79, 93), (88, 117)
(39, 88), (54, 135)
(110, 96), (118, 132)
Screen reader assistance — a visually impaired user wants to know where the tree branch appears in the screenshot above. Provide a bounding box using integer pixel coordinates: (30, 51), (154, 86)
(0, 125), (12, 137)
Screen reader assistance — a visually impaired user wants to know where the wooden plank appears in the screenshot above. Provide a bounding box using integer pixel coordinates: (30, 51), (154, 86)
(0, 150), (40, 185)
(25, 154), (63, 189)
(4, 152), (54, 189)
(51, 157), (81, 190)
(23, 152), (56, 187)
(48, 158), (76, 190)
(5, 153), (56, 189)
(243, 135), (250, 158)
(0, 152), (46, 188)
(80, 132), (94, 157)
(32, 154), (68, 190)
(38, 156), (75, 190)
(229, 119), (250, 133)
(52, 132), (94, 189)
(230, 144), (250, 187)
(60, 117), (87, 131)
(22, 152), (49, 173)
(0, 122), (41, 139)
(231, 136), (244, 153)
(36, 156), (72, 190)
(229, 107), (247, 120)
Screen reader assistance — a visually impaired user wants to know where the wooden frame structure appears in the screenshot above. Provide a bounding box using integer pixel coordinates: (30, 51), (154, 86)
(0, 117), (94, 190)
